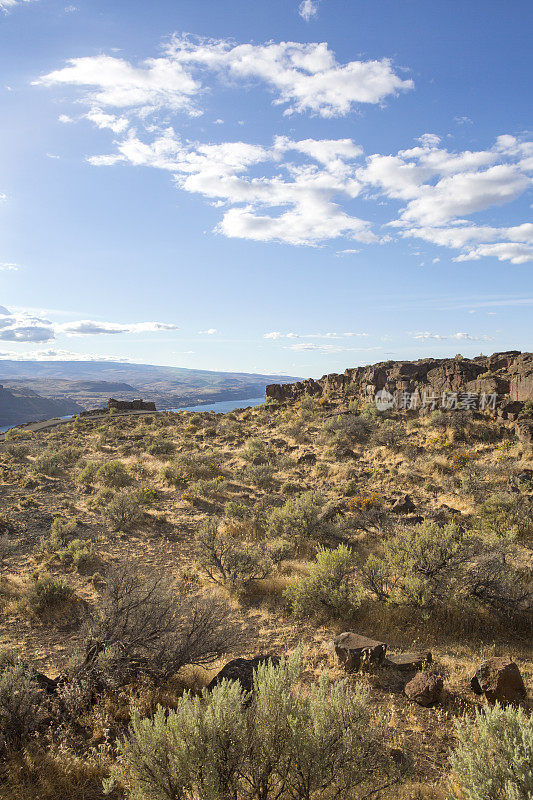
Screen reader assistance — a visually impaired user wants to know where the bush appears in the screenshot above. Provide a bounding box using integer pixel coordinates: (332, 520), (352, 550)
(82, 565), (240, 684)
(25, 574), (77, 623)
(78, 460), (99, 486)
(109, 650), (388, 800)
(285, 544), (360, 621)
(160, 464), (189, 488)
(361, 522), (473, 607)
(33, 450), (63, 476)
(147, 438), (175, 457)
(448, 702), (533, 800)
(474, 493), (533, 543)
(197, 522), (275, 591)
(105, 491), (142, 531)
(322, 413), (372, 446)
(96, 460), (131, 488)
(266, 491), (330, 546)
(0, 661), (44, 751)
(173, 451), (223, 480)
(243, 463), (276, 489)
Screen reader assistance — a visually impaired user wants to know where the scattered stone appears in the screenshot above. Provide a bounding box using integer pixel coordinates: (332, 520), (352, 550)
(385, 651), (432, 671)
(404, 672), (443, 706)
(333, 632), (387, 671)
(207, 655), (280, 693)
(391, 494), (415, 514)
(470, 657), (527, 704)
(297, 452), (316, 465)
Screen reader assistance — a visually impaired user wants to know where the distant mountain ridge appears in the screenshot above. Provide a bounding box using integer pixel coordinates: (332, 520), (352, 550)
(0, 360), (300, 423)
(0, 384), (82, 427)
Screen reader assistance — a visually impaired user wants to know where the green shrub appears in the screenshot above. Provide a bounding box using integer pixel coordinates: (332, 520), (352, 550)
(173, 451), (223, 480)
(108, 650), (387, 800)
(243, 463), (276, 488)
(96, 460), (131, 488)
(448, 702), (533, 800)
(474, 493), (533, 543)
(78, 460), (99, 485)
(266, 491), (329, 545)
(25, 574), (77, 623)
(33, 450), (63, 476)
(285, 544), (360, 620)
(147, 438), (175, 457)
(160, 465), (190, 488)
(361, 522), (473, 607)
(105, 491), (142, 531)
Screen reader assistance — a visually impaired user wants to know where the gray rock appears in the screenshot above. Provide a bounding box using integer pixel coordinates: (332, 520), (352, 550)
(333, 632), (387, 671)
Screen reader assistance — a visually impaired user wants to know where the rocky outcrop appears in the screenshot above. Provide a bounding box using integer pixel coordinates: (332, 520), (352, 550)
(107, 398), (156, 411)
(265, 352), (533, 415)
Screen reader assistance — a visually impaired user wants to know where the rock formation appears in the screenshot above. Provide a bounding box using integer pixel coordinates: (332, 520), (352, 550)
(266, 351), (533, 421)
(107, 398), (157, 411)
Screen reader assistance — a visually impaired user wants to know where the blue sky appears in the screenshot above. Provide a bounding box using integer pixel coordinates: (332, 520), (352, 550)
(0, 0), (531, 377)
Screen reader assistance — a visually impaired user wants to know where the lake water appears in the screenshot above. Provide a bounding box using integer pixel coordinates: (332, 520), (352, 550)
(169, 396), (264, 414)
(0, 396), (266, 432)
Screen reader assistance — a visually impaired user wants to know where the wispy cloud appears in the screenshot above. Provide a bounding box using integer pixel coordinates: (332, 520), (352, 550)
(411, 331), (495, 342)
(0, 0), (37, 11)
(198, 328), (218, 335)
(0, 263), (19, 271)
(298, 0), (319, 22)
(0, 307), (178, 343)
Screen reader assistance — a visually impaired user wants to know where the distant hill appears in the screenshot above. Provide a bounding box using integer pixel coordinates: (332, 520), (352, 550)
(0, 384), (82, 428)
(0, 361), (300, 420)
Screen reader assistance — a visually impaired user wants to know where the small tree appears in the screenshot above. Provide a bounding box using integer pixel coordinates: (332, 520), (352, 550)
(448, 703), (533, 800)
(197, 521), (275, 592)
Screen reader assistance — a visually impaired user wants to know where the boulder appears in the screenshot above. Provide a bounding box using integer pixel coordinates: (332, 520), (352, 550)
(385, 651), (432, 672)
(470, 657), (527, 704)
(391, 494), (415, 514)
(333, 632), (387, 671)
(405, 673), (443, 706)
(207, 655), (280, 693)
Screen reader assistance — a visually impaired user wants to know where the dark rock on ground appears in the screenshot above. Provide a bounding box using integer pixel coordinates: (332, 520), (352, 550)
(391, 494), (416, 513)
(385, 651), (432, 671)
(471, 657), (527, 704)
(333, 632), (387, 671)
(405, 673), (443, 706)
(207, 655), (281, 693)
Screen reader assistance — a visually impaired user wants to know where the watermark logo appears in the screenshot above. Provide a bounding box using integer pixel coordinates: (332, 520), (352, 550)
(374, 389), (396, 411)
(374, 390), (497, 412)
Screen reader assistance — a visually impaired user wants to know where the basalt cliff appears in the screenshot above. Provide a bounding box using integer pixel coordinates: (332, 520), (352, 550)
(266, 351), (533, 439)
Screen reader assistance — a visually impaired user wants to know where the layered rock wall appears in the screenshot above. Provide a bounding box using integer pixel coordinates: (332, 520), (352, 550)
(266, 351), (533, 414)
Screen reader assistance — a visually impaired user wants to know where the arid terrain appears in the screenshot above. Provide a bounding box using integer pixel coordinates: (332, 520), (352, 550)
(0, 359), (531, 799)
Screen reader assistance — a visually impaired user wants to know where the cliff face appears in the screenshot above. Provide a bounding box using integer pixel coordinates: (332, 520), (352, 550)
(265, 351), (533, 413)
